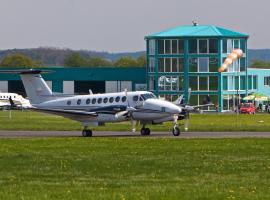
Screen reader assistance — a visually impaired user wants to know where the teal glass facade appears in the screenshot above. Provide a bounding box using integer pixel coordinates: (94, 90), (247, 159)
(145, 25), (249, 111)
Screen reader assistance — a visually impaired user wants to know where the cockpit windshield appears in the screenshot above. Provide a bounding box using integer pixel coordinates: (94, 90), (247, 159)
(141, 93), (157, 100)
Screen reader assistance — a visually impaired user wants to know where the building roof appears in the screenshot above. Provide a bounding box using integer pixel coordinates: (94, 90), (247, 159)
(145, 25), (249, 39)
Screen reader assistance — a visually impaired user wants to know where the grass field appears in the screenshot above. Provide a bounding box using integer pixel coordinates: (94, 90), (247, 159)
(1, 110), (270, 132)
(0, 138), (270, 199)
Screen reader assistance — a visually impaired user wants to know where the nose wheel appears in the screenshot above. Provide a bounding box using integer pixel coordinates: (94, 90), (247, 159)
(172, 115), (180, 136)
(82, 128), (92, 137)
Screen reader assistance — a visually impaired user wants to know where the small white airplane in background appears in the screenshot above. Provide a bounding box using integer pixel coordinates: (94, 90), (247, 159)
(2, 69), (185, 137)
(0, 92), (31, 108)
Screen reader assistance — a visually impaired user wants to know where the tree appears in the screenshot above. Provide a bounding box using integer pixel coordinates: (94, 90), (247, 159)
(0, 53), (42, 68)
(250, 60), (270, 69)
(88, 57), (112, 67)
(64, 53), (88, 67)
(114, 56), (138, 67)
(136, 55), (146, 67)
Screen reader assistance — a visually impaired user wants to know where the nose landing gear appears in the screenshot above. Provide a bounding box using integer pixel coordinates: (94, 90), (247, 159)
(172, 115), (180, 136)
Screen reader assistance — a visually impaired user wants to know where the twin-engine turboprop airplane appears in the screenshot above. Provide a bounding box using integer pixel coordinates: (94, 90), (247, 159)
(1, 69), (185, 137)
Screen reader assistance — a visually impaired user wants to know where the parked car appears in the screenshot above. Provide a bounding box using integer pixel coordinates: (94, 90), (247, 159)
(239, 103), (256, 114)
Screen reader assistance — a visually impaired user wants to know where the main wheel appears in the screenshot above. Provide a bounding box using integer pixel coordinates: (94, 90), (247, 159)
(145, 128), (150, 135)
(172, 126), (180, 136)
(82, 130), (92, 137)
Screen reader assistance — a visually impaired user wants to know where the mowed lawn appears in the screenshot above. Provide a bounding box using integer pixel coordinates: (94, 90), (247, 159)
(0, 138), (270, 199)
(1, 110), (270, 132)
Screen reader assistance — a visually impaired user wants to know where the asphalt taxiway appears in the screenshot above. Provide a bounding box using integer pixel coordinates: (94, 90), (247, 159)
(0, 131), (270, 138)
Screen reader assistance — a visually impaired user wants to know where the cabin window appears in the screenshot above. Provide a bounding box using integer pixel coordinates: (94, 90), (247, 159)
(115, 96), (120, 102)
(103, 97), (108, 103)
(77, 99), (81, 105)
(133, 95), (139, 101)
(98, 98), (102, 104)
(67, 100), (71, 105)
(92, 98), (96, 104)
(86, 99), (91, 104)
(109, 97), (114, 103)
(14, 96), (16, 98)
(121, 96), (127, 102)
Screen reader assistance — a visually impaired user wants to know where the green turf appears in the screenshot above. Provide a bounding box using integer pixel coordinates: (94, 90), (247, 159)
(1, 110), (270, 132)
(0, 138), (270, 199)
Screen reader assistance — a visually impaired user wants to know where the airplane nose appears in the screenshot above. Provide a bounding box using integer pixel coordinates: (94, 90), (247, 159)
(169, 104), (182, 114)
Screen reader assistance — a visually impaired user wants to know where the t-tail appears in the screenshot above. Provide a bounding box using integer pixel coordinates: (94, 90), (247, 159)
(0, 69), (54, 104)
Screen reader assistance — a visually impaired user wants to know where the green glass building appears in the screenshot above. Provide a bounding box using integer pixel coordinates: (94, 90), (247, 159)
(145, 24), (249, 111)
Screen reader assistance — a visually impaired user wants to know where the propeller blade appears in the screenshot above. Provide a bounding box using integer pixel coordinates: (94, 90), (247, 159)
(184, 112), (190, 131)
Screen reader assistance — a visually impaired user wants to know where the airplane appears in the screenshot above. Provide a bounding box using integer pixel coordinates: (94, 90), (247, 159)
(0, 92), (31, 108)
(1, 69), (187, 137)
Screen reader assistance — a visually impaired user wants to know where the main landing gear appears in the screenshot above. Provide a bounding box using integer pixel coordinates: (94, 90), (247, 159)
(140, 124), (150, 136)
(82, 127), (92, 137)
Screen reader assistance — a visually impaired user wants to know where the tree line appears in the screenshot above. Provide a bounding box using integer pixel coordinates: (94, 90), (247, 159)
(0, 53), (146, 68)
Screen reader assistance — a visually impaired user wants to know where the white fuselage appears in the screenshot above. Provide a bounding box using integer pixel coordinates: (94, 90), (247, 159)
(34, 91), (182, 124)
(0, 93), (31, 107)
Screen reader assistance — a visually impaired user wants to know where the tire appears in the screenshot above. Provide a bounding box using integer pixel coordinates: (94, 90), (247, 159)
(172, 127), (180, 136)
(145, 128), (150, 135)
(82, 130), (92, 137)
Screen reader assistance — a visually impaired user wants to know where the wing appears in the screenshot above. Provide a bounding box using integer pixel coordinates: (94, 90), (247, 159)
(29, 107), (98, 122)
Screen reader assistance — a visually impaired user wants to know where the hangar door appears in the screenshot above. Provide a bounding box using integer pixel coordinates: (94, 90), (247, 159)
(74, 81), (105, 94)
(8, 81), (26, 97)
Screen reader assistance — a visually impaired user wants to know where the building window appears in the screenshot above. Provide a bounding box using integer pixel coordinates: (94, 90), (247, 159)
(264, 77), (270, 86)
(253, 76), (257, 89)
(171, 58), (178, 72)
(172, 40), (178, 54)
(178, 40), (184, 54)
(158, 58), (165, 72)
(149, 39), (155, 55)
(179, 76), (184, 91)
(234, 39), (240, 49)
(188, 39), (197, 54)
(148, 76), (155, 91)
(209, 39), (218, 53)
(198, 76), (208, 90)
(209, 58), (218, 72)
(222, 39), (227, 53)
(165, 40), (171, 54)
(189, 58), (198, 72)
(240, 39), (246, 53)
(198, 58), (209, 72)
(179, 58), (184, 72)
(240, 58), (245, 71)
(158, 58), (183, 73)
(248, 75), (252, 89)
(240, 76), (246, 90)
(223, 76), (228, 90)
(158, 40), (164, 54)
(165, 58), (171, 72)
(209, 76), (218, 91)
(158, 76), (179, 91)
(189, 76), (198, 91)
(227, 39), (233, 53)
(199, 39), (208, 54)
(149, 57), (155, 72)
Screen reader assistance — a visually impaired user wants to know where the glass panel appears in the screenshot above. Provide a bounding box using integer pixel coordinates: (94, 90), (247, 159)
(172, 58), (178, 72)
(165, 40), (171, 54)
(234, 39), (240, 49)
(178, 40), (184, 54)
(190, 95), (198, 106)
(189, 58), (197, 72)
(165, 58), (171, 72)
(149, 39), (155, 55)
(158, 58), (164, 72)
(209, 76), (218, 90)
(158, 40), (164, 54)
(199, 95), (209, 105)
(223, 76), (228, 90)
(199, 76), (208, 90)
(233, 60), (239, 72)
(148, 76), (155, 91)
(171, 77), (178, 91)
(199, 39), (207, 53)
(189, 76), (198, 91)
(228, 76), (234, 90)
(172, 40), (178, 54)
(222, 39), (227, 53)
(240, 58), (245, 71)
(149, 57), (155, 72)
(240, 39), (246, 53)
(235, 76), (239, 90)
(240, 76), (246, 90)
(198, 57), (209, 72)
(223, 95), (228, 110)
(227, 39), (233, 53)
(179, 76), (184, 91)
(209, 95), (218, 106)
(209, 39), (218, 53)
(179, 58), (184, 72)
(188, 39), (197, 54)
(253, 76), (257, 89)
(248, 75), (252, 89)
(209, 57), (218, 72)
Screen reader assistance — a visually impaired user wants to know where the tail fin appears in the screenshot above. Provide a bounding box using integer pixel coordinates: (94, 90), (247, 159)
(0, 69), (54, 104)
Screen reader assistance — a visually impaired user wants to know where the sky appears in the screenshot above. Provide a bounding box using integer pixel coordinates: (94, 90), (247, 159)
(0, 0), (269, 52)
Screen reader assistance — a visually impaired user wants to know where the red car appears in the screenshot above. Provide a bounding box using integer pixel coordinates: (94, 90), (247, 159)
(239, 103), (256, 114)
